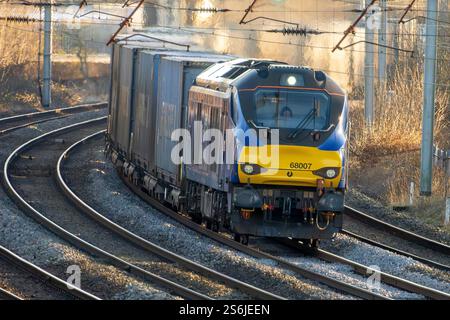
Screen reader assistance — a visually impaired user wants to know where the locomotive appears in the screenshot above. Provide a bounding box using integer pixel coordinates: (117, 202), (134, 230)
(107, 37), (349, 247)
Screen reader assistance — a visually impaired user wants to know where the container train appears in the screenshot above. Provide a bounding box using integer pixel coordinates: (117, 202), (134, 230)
(106, 37), (349, 247)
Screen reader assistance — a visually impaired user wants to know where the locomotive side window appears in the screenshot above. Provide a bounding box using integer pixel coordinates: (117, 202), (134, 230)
(232, 92), (240, 124)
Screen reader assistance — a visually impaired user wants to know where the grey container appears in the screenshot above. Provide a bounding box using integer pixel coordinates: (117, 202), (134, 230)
(109, 41), (185, 155)
(130, 49), (232, 174)
(111, 44), (136, 155)
(108, 42), (121, 144)
(154, 55), (227, 184)
(130, 49), (205, 173)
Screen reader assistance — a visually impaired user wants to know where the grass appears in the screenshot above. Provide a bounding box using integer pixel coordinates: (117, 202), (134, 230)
(0, 20), (108, 116)
(348, 42), (450, 233)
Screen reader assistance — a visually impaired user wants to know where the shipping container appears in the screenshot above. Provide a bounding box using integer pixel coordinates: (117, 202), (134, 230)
(107, 43), (121, 144)
(109, 40), (188, 156)
(112, 44), (136, 155)
(130, 49), (206, 173)
(154, 55), (227, 184)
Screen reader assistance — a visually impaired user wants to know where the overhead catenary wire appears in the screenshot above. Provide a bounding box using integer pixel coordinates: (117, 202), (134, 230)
(106, 0), (144, 45)
(2, 11), (448, 61)
(338, 40), (415, 55)
(149, 24), (450, 63)
(2, 1), (449, 84)
(2, 0), (450, 14)
(332, 0), (378, 52)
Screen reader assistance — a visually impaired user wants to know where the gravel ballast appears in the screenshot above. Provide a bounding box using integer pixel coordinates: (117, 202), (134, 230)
(0, 110), (176, 299)
(346, 189), (450, 246)
(321, 234), (450, 294)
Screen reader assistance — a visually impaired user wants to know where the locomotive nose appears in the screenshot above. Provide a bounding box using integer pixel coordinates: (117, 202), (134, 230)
(238, 145), (343, 187)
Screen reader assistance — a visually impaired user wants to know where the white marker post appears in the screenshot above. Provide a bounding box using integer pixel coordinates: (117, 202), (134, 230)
(409, 181), (415, 207)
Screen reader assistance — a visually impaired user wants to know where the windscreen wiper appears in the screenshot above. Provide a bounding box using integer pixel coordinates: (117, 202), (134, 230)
(249, 120), (270, 130)
(287, 107), (315, 140)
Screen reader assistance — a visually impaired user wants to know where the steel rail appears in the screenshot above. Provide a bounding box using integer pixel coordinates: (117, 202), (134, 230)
(344, 206), (450, 255)
(0, 115), (71, 135)
(0, 102), (107, 127)
(3, 118), (212, 301)
(341, 229), (450, 272)
(0, 244), (98, 300)
(57, 130), (286, 301)
(278, 239), (450, 300)
(0, 102), (107, 137)
(0, 286), (22, 300)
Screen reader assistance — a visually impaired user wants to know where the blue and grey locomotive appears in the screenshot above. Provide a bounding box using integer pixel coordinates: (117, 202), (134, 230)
(107, 39), (349, 247)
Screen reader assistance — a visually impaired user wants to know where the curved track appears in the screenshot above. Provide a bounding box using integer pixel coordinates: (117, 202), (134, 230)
(0, 243), (98, 300)
(0, 287), (21, 300)
(57, 132), (395, 301)
(343, 207), (450, 271)
(342, 229), (450, 271)
(106, 150), (449, 300)
(278, 239), (450, 300)
(4, 119), (283, 300)
(0, 103), (107, 136)
(0, 105), (108, 300)
(129, 179), (449, 300)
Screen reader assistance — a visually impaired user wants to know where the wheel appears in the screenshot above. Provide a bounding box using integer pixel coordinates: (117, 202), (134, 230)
(233, 233), (241, 243)
(206, 220), (212, 230)
(211, 221), (219, 233)
(240, 235), (249, 246)
(191, 214), (202, 225)
(311, 239), (319, 249)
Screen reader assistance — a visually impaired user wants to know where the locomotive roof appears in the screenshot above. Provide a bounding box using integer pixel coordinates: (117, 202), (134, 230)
(163, 55), (231, 64)
(195, 59), (345, 95)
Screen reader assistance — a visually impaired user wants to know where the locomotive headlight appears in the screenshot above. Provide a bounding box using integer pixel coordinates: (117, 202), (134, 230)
(313, 167), (340, 179)
(287, 76), (297, 86)
(241, 163), (265, 175)
(243, 164), (254, 174)
(326, 169), (337, 178)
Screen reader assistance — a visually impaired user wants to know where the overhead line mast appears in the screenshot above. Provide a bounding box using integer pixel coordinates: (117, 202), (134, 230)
(420, 0), (439, 196)
(42, 1), (52, 108)
(106, 0), (144, 45)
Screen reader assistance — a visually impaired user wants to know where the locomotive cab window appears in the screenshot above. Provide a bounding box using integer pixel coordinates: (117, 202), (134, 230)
(244, 89), (330, 131)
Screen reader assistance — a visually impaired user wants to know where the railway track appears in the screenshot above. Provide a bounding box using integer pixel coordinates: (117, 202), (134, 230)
(0, 103), (107, 136)
(54, 122), (450, 301)
(57, 132), (394, 300)
(277, 239), (450, 300)
(0, 287), (21, 300)
(0, 243), (97, 300)
(0, 105), (110, 300)
(124, 178), (449, 300)
(4, 119), (283, 300)
(108, 156), (449, 299)
(130, 177), (449, 301)
(342, 207), (450, 271)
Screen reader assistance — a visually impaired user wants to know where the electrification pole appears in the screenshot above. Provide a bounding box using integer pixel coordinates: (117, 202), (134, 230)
(42, 3), (52, 108)
(420, 0), (439, 196)
(378, 0), (387, 82)
(364, 0), (375, 125)
(392, 19), (399, 68)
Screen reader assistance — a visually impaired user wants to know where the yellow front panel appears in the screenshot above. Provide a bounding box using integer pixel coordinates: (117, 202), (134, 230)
(238, 145), (342, 187)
